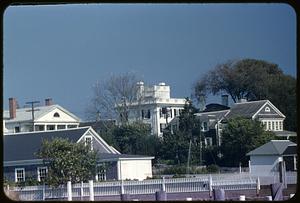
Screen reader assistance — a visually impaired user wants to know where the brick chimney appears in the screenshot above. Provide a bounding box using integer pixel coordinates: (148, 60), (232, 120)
(45, 98), (53, 106)
(9, 98), (17, 119)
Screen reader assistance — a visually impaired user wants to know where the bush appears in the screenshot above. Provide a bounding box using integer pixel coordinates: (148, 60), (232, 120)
(206, 165), (220, 173)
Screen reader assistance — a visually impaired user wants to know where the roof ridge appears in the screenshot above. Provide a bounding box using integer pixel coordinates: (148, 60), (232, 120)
(4, 126), (90, 137)
(234, 100), (268, 105)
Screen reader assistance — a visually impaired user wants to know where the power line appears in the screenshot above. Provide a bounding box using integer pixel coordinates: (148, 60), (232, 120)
(26, 101), (40, 132)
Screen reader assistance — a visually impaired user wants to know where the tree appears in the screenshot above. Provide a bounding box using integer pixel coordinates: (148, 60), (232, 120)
(36, 138), (98, 186)
(194, 58), (296, 131)
(85, 72), (141, 124)
(220, 117), (276, 167)
(161, 98), (201, 165)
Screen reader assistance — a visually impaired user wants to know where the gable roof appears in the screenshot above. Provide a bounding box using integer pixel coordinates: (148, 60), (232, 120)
(246, 140), (296, 156)
(225, 100), (268, 119)
(3, 104), (81, 123)
(3, 127), (115, 162)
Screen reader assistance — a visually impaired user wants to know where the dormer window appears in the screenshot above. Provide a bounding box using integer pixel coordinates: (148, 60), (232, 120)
(53, 112), (60, 117)
(265, 107), (270, 112)
(85, 136), (93, 150)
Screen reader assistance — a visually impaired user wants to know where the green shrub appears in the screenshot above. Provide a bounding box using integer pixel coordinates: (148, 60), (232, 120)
(206, 164), (220, 173)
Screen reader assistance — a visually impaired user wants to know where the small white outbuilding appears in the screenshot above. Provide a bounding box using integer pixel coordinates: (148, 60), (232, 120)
(247, 140), (297, 174)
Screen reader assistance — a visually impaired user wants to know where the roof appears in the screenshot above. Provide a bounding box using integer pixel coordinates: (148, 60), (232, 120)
(79, 120), (116, 132)
(195, 110), (230, 128)
(246, 140), (296, 156)
(3, 104), (80, 123)
(225, 100), (268, 119)
(4, 127), (91, 162)
(273, 130), (297, 137)
(99, 153), (154, 161)
(282, 145), (297, 155)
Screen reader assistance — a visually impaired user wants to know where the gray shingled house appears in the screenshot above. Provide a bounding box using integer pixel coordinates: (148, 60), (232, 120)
(4, 127), (154, 183)
(247, 140), (297, 174)
(194, 100), (296, 147)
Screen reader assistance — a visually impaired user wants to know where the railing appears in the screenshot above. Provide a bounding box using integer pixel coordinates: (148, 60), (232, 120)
(8, 175), (258, 201)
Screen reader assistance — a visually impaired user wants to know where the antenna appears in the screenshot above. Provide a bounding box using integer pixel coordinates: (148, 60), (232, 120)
(26, 101), (40, 131)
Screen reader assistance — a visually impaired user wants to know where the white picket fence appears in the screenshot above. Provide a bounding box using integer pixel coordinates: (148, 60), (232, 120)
(7, 175), (258, 201)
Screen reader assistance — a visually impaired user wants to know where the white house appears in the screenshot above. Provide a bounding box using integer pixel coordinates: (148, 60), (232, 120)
(3, 98), (80, 134)
(247, 140), (297, 174)
(126, 82), (186, 137)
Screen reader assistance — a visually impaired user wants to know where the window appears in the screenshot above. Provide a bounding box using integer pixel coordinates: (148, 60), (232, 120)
(174, 109), (177, 117)
(146, 109), (151, 119)
(279, 121), (283, 130)
(46, 125), (55, 130)
(159, 109), (163, 118)
(14, 126), (20, 133)
(15, 168), (25, 182)
(205, 137), (213, 147)
(268, 121), (271, 130)
(272, 122), (275, 130)
(169, 108), (172, 118)
(262, 121), (267, 130)
(141, 110), (145, 119)
(202, 122), (208, 131)
(35, 125), (45, 131)
(275, 121), (279, 130)
(160, 123), (166, 133)
(37, 167), (48, 182)
(265, 107), (270, 112)
(57, 125), (66, 130)
(67, 125), (77, 128)
(85, 136), (93, 150)
(53, 112), (60, 117)
(95, 165), (106, 181)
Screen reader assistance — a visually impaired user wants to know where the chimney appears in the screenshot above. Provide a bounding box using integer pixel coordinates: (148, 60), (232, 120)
(9, 98), (17, 119)
(221, 95), (229, 107)
(45, 98), (53, 106)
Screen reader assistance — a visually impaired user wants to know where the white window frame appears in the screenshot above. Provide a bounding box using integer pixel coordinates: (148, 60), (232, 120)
(15, 168), (25, 182)
(85, 135), (93, 150)
(204, 137), (213, 147)
(201, 122), (208, 132)
(95, 165), (106, 181)
(37, 167), (48, 182)
(265, 107), (270, 112)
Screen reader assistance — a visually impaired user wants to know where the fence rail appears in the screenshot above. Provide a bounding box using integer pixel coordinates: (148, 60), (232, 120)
(7, 172), (296, 201)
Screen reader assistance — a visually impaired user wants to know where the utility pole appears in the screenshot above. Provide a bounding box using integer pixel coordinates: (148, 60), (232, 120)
(26, 101), (40, 131)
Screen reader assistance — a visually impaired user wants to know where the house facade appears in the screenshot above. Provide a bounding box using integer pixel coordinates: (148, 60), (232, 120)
(3, 98), (80, 134)
(3, 127), (154, 183)
(195, 99), (296, 147)
(126, 82), (186, 137)
(247, 140), (297, 174)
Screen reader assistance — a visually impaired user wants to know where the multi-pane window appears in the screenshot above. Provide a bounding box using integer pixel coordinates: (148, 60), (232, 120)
(205, 137), (213, 147)
(47, 125), (55, 130)
(95, 165), (106, 181)
(85, 136), (93, 150)
(15, 168), (25, 182)
(37, 167), (48, 182)
(279, 121), (283, 130)
(268, 121), (271, 130)
(272, 122), (275, 130)
(275, 121), (279, 130)
(57, 125), (66, 130)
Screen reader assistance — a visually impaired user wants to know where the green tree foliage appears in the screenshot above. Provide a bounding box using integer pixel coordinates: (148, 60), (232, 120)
(36, 138), (98, 186)
(194, 58), (296, 131)
(161, 98), (201, 165)
(99, 122), (161, 159)
(220, 117), (276, 166)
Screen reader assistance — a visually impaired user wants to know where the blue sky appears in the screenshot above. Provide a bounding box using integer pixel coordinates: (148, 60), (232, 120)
(3, 3), (296, 120)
